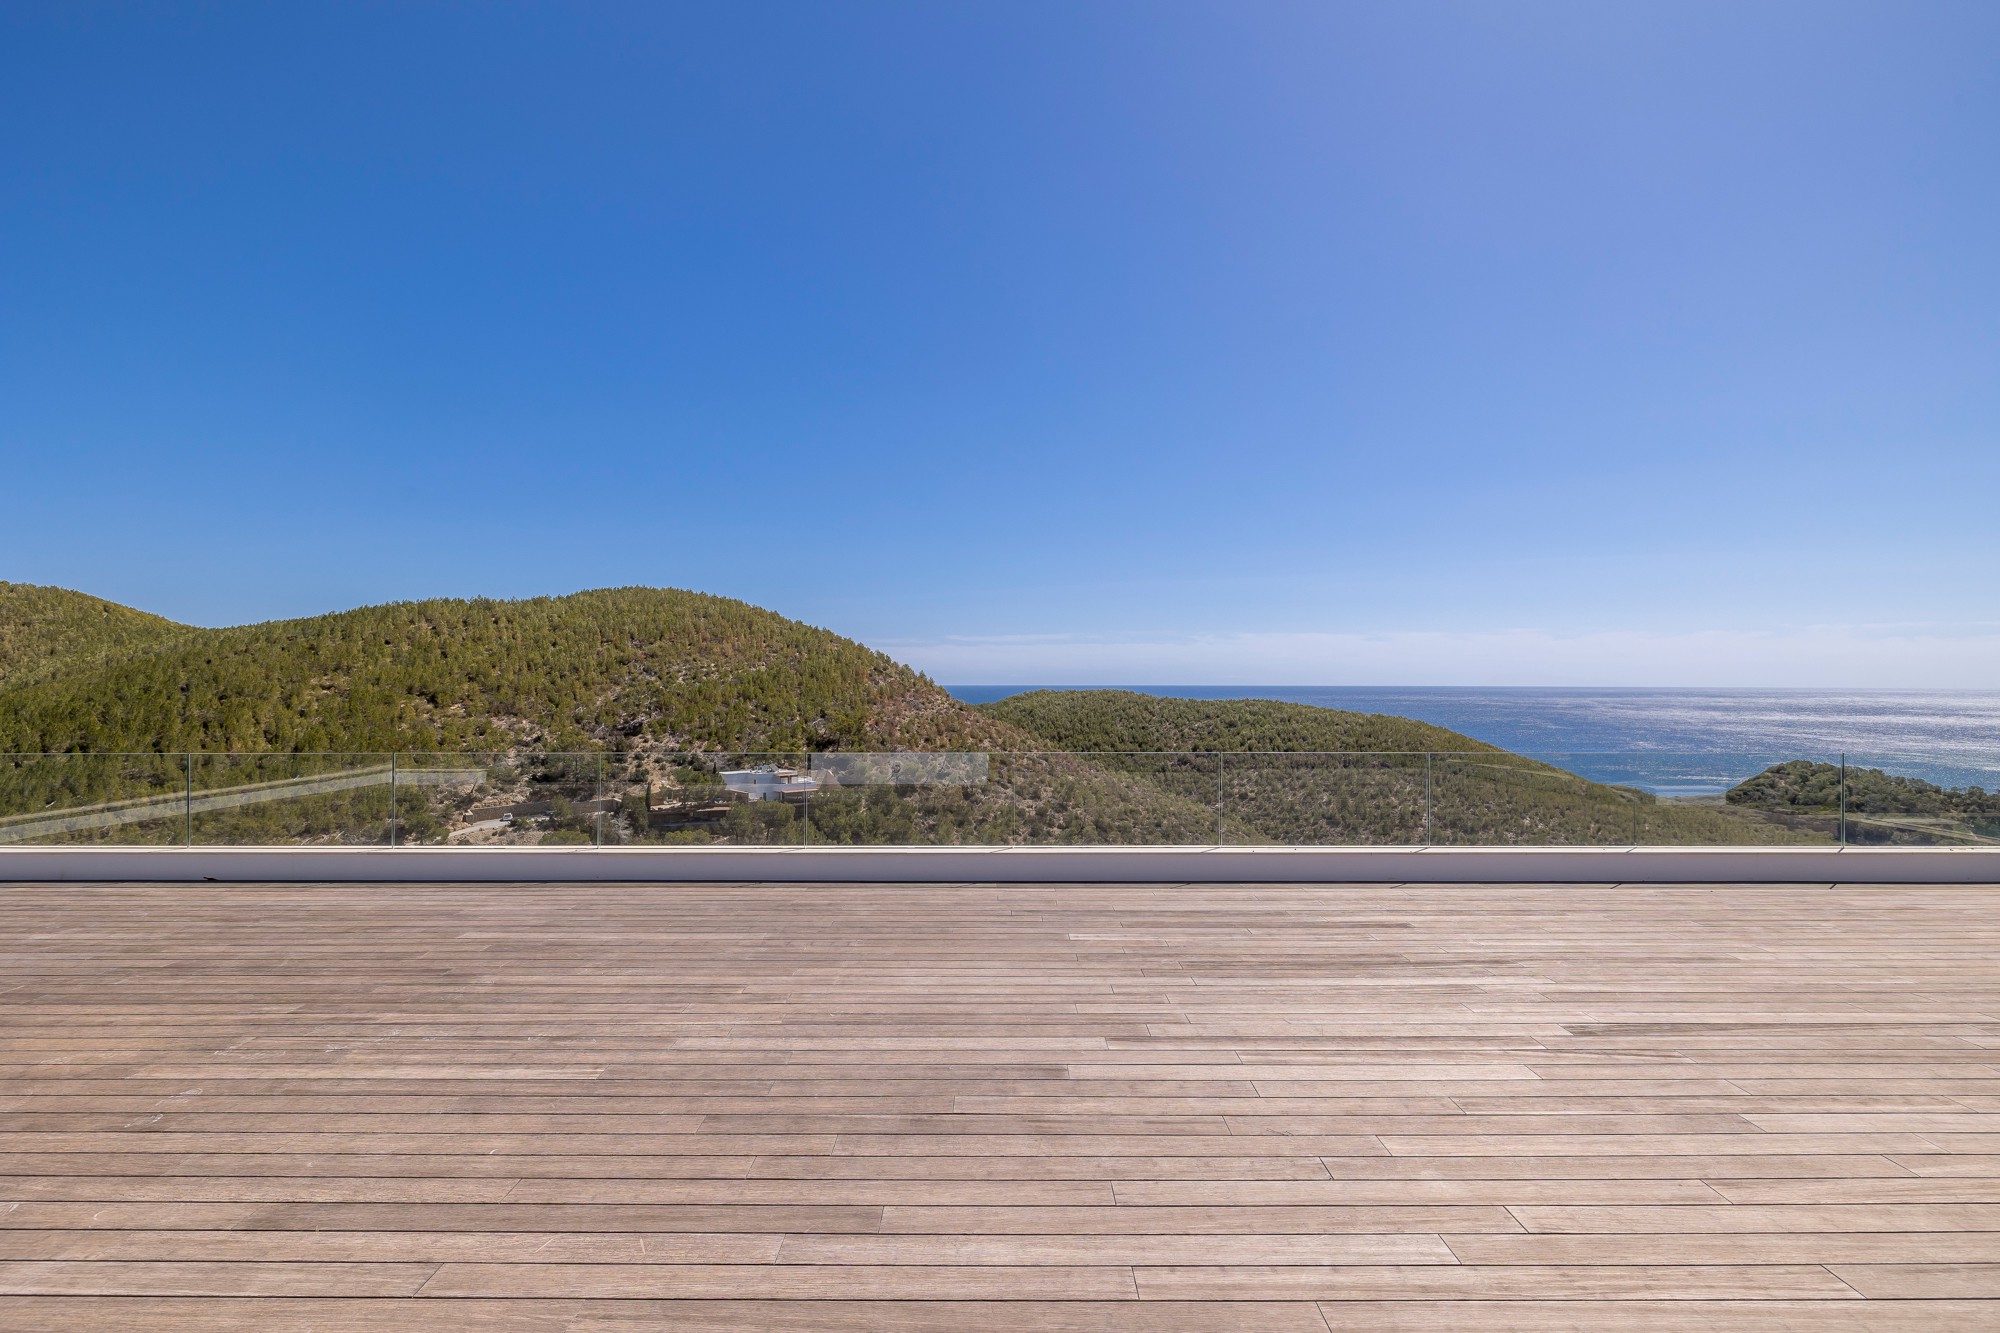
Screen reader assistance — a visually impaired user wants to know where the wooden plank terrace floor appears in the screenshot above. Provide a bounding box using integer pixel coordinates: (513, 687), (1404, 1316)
(3, 880), (1999, 1330)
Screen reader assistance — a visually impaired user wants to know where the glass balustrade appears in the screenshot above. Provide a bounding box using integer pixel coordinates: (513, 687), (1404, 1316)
(2, 750), (1994, 848)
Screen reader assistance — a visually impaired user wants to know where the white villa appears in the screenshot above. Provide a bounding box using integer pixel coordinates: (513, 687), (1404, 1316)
(718, 767), (819, 802)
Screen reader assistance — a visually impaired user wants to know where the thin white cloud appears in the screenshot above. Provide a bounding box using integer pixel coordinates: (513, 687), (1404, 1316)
(886, 623), (2000, 688)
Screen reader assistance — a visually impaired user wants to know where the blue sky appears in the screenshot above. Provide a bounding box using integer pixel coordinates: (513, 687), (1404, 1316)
(4, 2), (1996, 685)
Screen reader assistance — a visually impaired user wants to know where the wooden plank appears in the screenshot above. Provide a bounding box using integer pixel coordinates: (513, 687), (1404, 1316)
(876, 1205), (1522, 1234)
(1112, 1179), (1727, 1204)
(415, 1262), (1141, 1299)
(1308, 1302), (1995, 1331)
(1442, 1231), (2000, 1265)
(1313, 1154), (1913, 1180)
(0, 1298), (1341, 1332)
(0, 1261), (436, 1296)
(1893, 1154), (2000, 1177)
(1828, 1264), (2000, 1298)
(1710, 1179), (2000, 1204)
(0, 1229), (786, 1262)
(1511, 1204), (2000, 1232)
(1136, 1263), (1858, 1300)
(0, 1201), (888, 1232)
(773, 1234), (1456, 1265)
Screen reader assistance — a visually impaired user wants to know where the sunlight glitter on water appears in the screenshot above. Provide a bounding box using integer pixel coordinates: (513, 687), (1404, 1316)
(946, 687), (2000, 795)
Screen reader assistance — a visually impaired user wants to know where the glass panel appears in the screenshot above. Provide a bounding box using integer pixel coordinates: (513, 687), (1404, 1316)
(592, 746), (660, 846)
(187, 753), (397, 846)
(1011, 752), (1219, 846)
(1430, 752), (1645, 847)
(501, 752), (603, 846)
(388, 752), (623, 846)
(1219, 752), (1427, 845)
(744, 752), (1230, 846)
(795, 751), (978, 846)
(391, 752), (512, 844)
(590, 748), (786, 846)
(5, 748), (1991, 849)
(1835, 755), (2000, 847)
(1424, 751), (1857, 847)
(628, 751), (813, 846)
(1633, 753), (1844, 846)
(600, 750), (748, 845)
(0, 753), (189, 846)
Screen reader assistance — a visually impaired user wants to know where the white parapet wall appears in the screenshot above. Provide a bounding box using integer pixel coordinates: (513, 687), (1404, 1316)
(2, 844), (1998, 884)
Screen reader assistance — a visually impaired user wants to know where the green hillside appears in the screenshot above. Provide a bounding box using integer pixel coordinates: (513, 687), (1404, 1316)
(986, 689), (1806, 847)
(981, 689), (1497, 754)
(0, 587), (1228, 846)
(1727, 760), (2000, 846)
(1731, 759), (1999, 816)
(0, 586), (993, 754)
(0, 582), (186, 688)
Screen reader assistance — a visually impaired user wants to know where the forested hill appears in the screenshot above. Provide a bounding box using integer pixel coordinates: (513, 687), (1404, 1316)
(0, 586), (1811, 846)
(0, 586), (1011, 754)
(982, 688), (1803, 845)
(0, 583), (187, 688)
(982, 689), (1499, 754)
(1730, 760), (2000, 816)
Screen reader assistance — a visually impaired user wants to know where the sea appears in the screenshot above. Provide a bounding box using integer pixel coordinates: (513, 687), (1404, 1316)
(945, 687), (2000, 797)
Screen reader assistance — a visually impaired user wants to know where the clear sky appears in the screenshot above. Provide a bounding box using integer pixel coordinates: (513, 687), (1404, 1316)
(4, 2), (1996, 685)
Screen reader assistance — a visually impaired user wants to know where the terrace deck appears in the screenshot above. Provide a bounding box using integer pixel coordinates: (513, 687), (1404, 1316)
(3, 879), (1998, 1329)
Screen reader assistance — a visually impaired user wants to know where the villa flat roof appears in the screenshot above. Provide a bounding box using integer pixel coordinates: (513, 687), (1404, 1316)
(3, 879), (1998, 1328)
